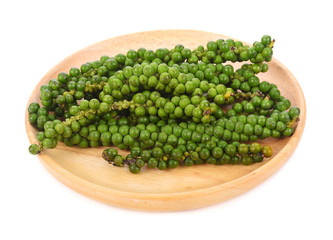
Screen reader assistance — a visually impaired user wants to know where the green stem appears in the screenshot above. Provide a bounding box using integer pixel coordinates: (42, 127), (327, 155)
(64, 109), (97, 126)
(287, 117), (300, 128)
(269, 39), (275, 48)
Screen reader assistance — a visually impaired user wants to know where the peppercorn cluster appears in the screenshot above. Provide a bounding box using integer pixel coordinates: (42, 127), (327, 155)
(28, 35), (300, 173)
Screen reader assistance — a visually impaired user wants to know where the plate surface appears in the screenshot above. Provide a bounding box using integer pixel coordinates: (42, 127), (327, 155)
(25, 30), (306, 211)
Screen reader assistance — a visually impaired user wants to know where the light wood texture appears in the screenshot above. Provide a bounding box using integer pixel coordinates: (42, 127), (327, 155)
(25, 30), (306, 211)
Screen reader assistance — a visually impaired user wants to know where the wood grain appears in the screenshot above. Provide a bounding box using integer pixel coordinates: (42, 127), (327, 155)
(25, 30), (306, 211)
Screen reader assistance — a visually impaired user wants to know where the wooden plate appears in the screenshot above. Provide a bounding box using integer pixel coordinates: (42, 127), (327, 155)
(25, 30), (306, 211)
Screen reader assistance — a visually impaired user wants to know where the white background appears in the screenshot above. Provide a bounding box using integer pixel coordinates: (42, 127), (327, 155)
(1, 0), (332, 239)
